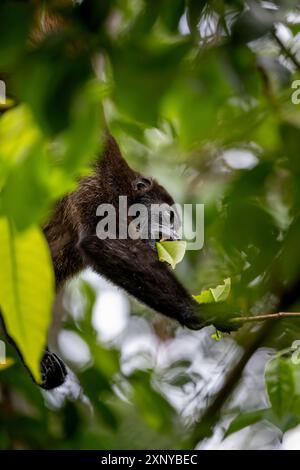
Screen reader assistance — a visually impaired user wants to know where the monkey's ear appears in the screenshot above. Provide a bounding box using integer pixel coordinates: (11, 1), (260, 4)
(132, 177), (153, 193)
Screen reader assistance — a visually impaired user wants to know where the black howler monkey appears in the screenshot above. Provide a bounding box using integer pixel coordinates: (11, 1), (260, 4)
(2, 133), (228, 390)
(38, 134), (231, 389)
(1, 3), (233, 390)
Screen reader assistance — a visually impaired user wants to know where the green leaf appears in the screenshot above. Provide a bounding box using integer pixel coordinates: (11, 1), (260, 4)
(0, 218), (54, 382)
(16, 48), (92, 135)
(193, 278), (231, 304)
(225, 409), (273, 437)
(0, 3), (32, 69)
(160, 0), (185, 33)
(265, 356), (295, 420)
(156, 240), (187, 269)
(0, 106), (51, 230)
(111, 40), (189, 126)
(186, 0), (207, 35)
(0, 100), (103, 230)
(210, 278), (231, 302)
(225, 406), (298, 438)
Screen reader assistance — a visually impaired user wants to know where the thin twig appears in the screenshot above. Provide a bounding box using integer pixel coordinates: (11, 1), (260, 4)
(272, 28), (300, 71)
(232, 311), (300, 324)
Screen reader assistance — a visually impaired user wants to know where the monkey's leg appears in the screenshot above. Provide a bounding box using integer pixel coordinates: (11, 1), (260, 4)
(78, 235), (209, 330)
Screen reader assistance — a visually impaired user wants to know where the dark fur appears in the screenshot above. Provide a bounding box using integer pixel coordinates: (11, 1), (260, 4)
(45, 135), (205, 329)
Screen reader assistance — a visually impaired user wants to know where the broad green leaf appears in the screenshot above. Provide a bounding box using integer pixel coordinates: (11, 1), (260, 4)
(0, 218), (54, 382)
(0, 106), (42, 173)
(0, 106), (51, 230)
(193, 278), (231, 304)
(265, 356), (295, 420)
(156, 240), (187, 269)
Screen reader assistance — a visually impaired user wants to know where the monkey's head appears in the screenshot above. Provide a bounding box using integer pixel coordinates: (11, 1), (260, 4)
(130, 174), (181, 248)
(98, 134), (181, 247)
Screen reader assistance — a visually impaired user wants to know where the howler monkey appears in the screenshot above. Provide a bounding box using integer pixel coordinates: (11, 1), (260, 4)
(0, 3), (233, 391)
(38, 134), (232, 389)
(2, 132), (229, 390)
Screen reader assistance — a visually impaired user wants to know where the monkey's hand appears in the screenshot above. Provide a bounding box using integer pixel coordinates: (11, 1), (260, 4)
(182, 300), (241, 333)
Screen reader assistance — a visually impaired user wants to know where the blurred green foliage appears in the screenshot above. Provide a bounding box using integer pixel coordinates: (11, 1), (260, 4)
(1, 0), (300, 450)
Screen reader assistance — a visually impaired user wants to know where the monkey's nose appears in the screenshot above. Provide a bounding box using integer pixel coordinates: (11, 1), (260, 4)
(158, 225), (180, 242)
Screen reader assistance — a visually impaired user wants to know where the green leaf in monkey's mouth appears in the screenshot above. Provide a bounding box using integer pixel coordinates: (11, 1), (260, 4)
(156, 240), (187, 269)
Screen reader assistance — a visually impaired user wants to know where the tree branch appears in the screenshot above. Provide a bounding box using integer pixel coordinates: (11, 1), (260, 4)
(232, 311), (300, 324)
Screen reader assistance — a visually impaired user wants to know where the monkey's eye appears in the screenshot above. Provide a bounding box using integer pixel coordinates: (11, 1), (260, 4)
(133, 177), (152, 192)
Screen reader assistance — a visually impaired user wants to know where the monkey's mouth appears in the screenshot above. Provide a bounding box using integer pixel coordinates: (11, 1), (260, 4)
(130, 216), (181, 249)
(148, 225), (180, 250)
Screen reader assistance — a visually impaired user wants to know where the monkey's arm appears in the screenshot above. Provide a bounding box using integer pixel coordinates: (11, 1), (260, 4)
(78, 234), (217, 330)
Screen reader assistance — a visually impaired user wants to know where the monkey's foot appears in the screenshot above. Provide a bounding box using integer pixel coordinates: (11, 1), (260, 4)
(40, 350), (68, 390)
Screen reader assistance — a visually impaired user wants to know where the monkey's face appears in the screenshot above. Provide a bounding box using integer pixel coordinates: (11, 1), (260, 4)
(96, 138), (181, 246)
(130, 175), (181, 248)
